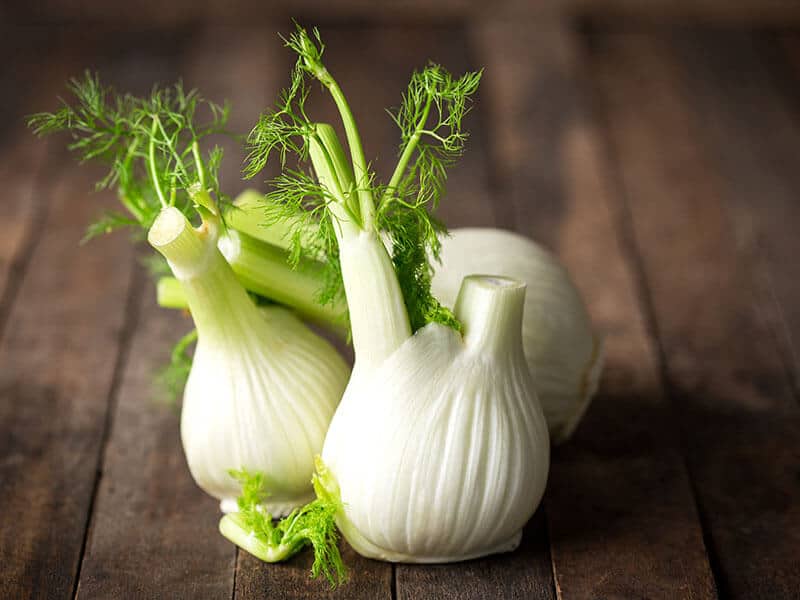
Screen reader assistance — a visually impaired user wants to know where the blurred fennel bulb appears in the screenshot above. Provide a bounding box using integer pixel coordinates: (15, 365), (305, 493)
(431, 228), (603, 443)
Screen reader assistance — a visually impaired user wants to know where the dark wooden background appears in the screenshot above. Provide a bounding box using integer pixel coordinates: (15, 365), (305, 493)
(2, 1), (799, 598)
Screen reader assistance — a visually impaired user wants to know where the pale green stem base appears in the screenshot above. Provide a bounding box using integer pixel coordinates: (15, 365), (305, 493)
(219, 513), (301, 563)
(454, 275), (526, 355)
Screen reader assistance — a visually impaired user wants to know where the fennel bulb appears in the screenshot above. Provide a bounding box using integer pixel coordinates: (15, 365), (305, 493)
(431, 228), (604, 444)
(149, 207), (350, 516)
(292, 31), (547, 560)
(322, 272), (550, 562)
(30, 75), (352, 514)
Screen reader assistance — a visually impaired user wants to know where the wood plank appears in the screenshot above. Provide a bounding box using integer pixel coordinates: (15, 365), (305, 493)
(76, 281), (236, 599)
(678, 30), (800, 398)
(396, 513), (554, 600)
(0, 116), (135, 600)
(589, 29), (800, 599)
(472, 20), (717, 600)
(72, 28), (241, 599)
(0, 28), (141, 599)
(0, 25), (69, 303)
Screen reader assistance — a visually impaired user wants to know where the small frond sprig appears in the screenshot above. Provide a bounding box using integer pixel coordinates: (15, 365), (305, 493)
(377, 192), (458, 332)
(283, 24), (329, 84)
(29, 71), (232, 240)
(244, 66), (314, 179)
(227, 468), (347, 588)
(385, 64), (482, 211)
(373, 64), (481, 331)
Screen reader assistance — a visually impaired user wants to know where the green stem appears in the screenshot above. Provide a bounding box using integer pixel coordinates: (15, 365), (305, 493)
(218, 230), (348, 333)
(119, 193), (146, 224)
(312, 124), (357, 217)
(191, 140), (206, 190)
(382, 95), (433, 203)
(308, 127), (359, 234)
(147, 207), (255, 342)
(148, 117), (168, 207)
(156, 276), (187, 310)
(156, 230), (348, 337)
(170, 328), (198, 364)
(226, 189), (319, 249)
(307, 126), (411, 369)
(309, 65), (375, 230)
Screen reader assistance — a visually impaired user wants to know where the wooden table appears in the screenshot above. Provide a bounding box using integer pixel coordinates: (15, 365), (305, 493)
(2, 17), (799, 599)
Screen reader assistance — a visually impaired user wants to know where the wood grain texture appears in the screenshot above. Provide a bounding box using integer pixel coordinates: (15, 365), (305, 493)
(0, 139), (47, 328)
(397, 514), (555, 600)
(76, 282), (236, 599)
(0, 30), (143, 599)
(4, 18), (800, 599)
(0, 141), (135, 599)
(472, 20), (717, 600)
(677, 30), (800, 400)
(590, 30), (800, 599)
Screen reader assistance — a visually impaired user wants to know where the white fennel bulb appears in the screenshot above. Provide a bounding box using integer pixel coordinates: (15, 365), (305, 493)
(149, 207), (350, 516)
(321, 235), (550, 563)
(431, 228), (603, 444)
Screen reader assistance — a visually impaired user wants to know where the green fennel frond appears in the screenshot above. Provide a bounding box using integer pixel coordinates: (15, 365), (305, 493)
(244, 64), (313, 178)
(245, 25), (481, 333)
(385, 64), (482, 208)
(373, 65), (480, 332)
(244, 42), (353, 310)
(221, 468), (347, 588)
(380, 206), (461, 332)
(284, 25), (331, 86)
(31, 73), (234, 401)
(28, 71), (232, 239)
(81, 211), (140, 243)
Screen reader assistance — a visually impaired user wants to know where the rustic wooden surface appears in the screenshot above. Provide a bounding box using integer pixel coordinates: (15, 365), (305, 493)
(0, 15), (798, 600)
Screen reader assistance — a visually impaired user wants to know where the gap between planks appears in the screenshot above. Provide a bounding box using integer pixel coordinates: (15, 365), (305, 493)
(71, 261), (147, 599)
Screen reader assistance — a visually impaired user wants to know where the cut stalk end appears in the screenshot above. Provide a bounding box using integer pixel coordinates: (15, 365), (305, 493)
(148, 207), (216, 280)
(454, 275), (526, 355)
(219, 513), (292, 563)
